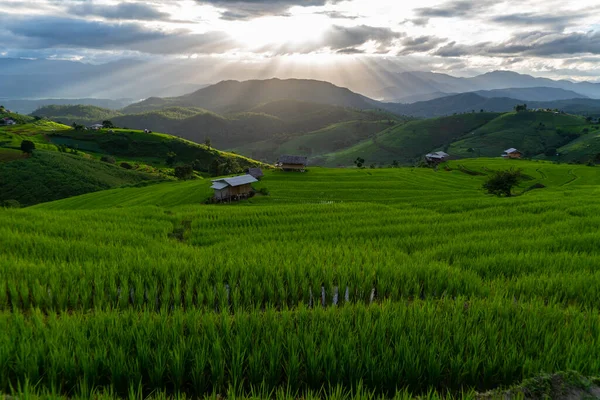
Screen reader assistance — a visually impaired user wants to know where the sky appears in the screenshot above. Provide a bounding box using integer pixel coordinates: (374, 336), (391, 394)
(2, 0), (600, 83)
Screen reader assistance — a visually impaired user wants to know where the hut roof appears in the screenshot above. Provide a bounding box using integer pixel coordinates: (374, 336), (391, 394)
(278, 155), (308, 165)
(426, 151), (449, 159)
(504, 148), (519, 154)
(211, 174), (258, 189)
(246, 167), (264, 178)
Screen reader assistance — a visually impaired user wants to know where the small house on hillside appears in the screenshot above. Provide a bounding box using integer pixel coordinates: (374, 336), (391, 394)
(89, 124), (103, 130)
(211, 174), (258, 202)
(277, 155), (308, 172)
(1, 118), (16, 126)
(246, 167), (264, 180)
(425, 151), (449, 163)
(502, 148), (522, 159)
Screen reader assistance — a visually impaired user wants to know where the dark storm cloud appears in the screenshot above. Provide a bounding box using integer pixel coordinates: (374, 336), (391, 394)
(0, 15), (238, 55)
(68, 2), (170, 21)
(415, 0), (496, 18)
(197, 0), (340, 20)
(490, 12), (585, 29)
(336, 47), (364, 54)
(323, 25), (402, 50)
(433, 31), (600, 58)
(432, 41), (475, 57)
(491, 31), (600, 56)
(398, 35), (446, 55)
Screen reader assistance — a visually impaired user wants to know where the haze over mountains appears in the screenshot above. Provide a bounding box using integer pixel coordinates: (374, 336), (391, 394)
(3, 58), (600, 104)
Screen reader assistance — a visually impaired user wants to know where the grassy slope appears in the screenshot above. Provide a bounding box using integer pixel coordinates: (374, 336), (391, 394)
(234, 120), (398, 161)
(0, 150), (162, 206)
(0, 109), (35, 124)
(37, 100), (402, 153)
(36, 158), (598, 210)
(0, 120), (72, 151)
(448, 111), (591, 158)
(30, 104), (121, 125)
(320, 112), (501, 166)
(0, 120), (266, 206)
(557, 127), (600, 162)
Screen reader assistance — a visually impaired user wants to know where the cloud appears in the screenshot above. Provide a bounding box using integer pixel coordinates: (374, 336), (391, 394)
(398, 35), (446, 55)
(490, 12), (585, 29)
(336, 47), (364, 54)
(433, 31), (600, 58)
(254, 24), (402, 55)
(198, 0), (339, 20)
(67, 2), (170, 21)
(432, 41), (475, 57)
(0, 15), (238, 55)
(415, 0), (496, 18)
(322, 25), (402, 51)
(490, 31), (600, 57)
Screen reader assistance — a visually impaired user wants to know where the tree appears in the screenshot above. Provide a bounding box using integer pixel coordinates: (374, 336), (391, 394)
(209, 159), (221, 176)
(514, 104), (528, 112)
(483, 169), (522, 197)
(102, 120), (115, 129)
(354, 157), (365, 168)
(204, 137), (212, 149)
(174, 164), (194, 180)
(166, 152), (177, 167)
(391, 160), (399, 168)
(100, 155), (116, 164)
(544, 148), (557, 157)
(191, 159), (203, 171)
(0, 199), (20, 208)
(20, 140), (35, 154)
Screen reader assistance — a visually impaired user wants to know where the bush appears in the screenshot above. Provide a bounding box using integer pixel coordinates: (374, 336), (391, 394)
(258, 187), (270, 196)
(174, 164), (194, 180)
(120, 162), (133, 170)
(100, 155), (116, 164)
(20, 140), (35, 154)
(483, 169), (522, 197)
(1, 199), (21, 208)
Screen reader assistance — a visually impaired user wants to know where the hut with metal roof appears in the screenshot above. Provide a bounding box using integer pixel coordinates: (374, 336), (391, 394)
(277, 155), (308, 171)
(425, 151), (450, 163)
(502, 148), (522, 159)
(245, 167), (264, 179)
(211, 174), (258, 201)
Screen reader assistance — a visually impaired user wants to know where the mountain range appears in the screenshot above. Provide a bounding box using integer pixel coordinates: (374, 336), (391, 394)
(3, 57), (600, 102)
(29, 78), (600, 166)
(374, 71), (600, 101)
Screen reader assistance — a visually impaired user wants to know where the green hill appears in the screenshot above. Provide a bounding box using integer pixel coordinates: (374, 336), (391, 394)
(557, 128), (600, 162)
(34, 100), (399, 151)
(31, 104), (121, 125)
(447, 111), (592, 159)
(0, 150), (162, 207)
(123, 78), (382, 114)
(319, 112), (501, 166)
(0, 108), (34, 124)
(0, 120), (265, 206)
(234, 119), (398, 162)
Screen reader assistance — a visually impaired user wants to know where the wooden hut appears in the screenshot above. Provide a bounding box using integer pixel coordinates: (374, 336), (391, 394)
(502, 148), (522, 159)
(246, 167), (264, 180)
(425, 151), (449, 163)
(277, 155), (308, 172)
(211, 174), (258, 201)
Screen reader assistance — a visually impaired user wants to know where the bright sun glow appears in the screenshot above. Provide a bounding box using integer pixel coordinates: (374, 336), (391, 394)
(228, 14), (331, 49)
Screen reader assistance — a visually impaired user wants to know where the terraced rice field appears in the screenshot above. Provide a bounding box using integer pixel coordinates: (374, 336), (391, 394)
(2, 158), (600, 399)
